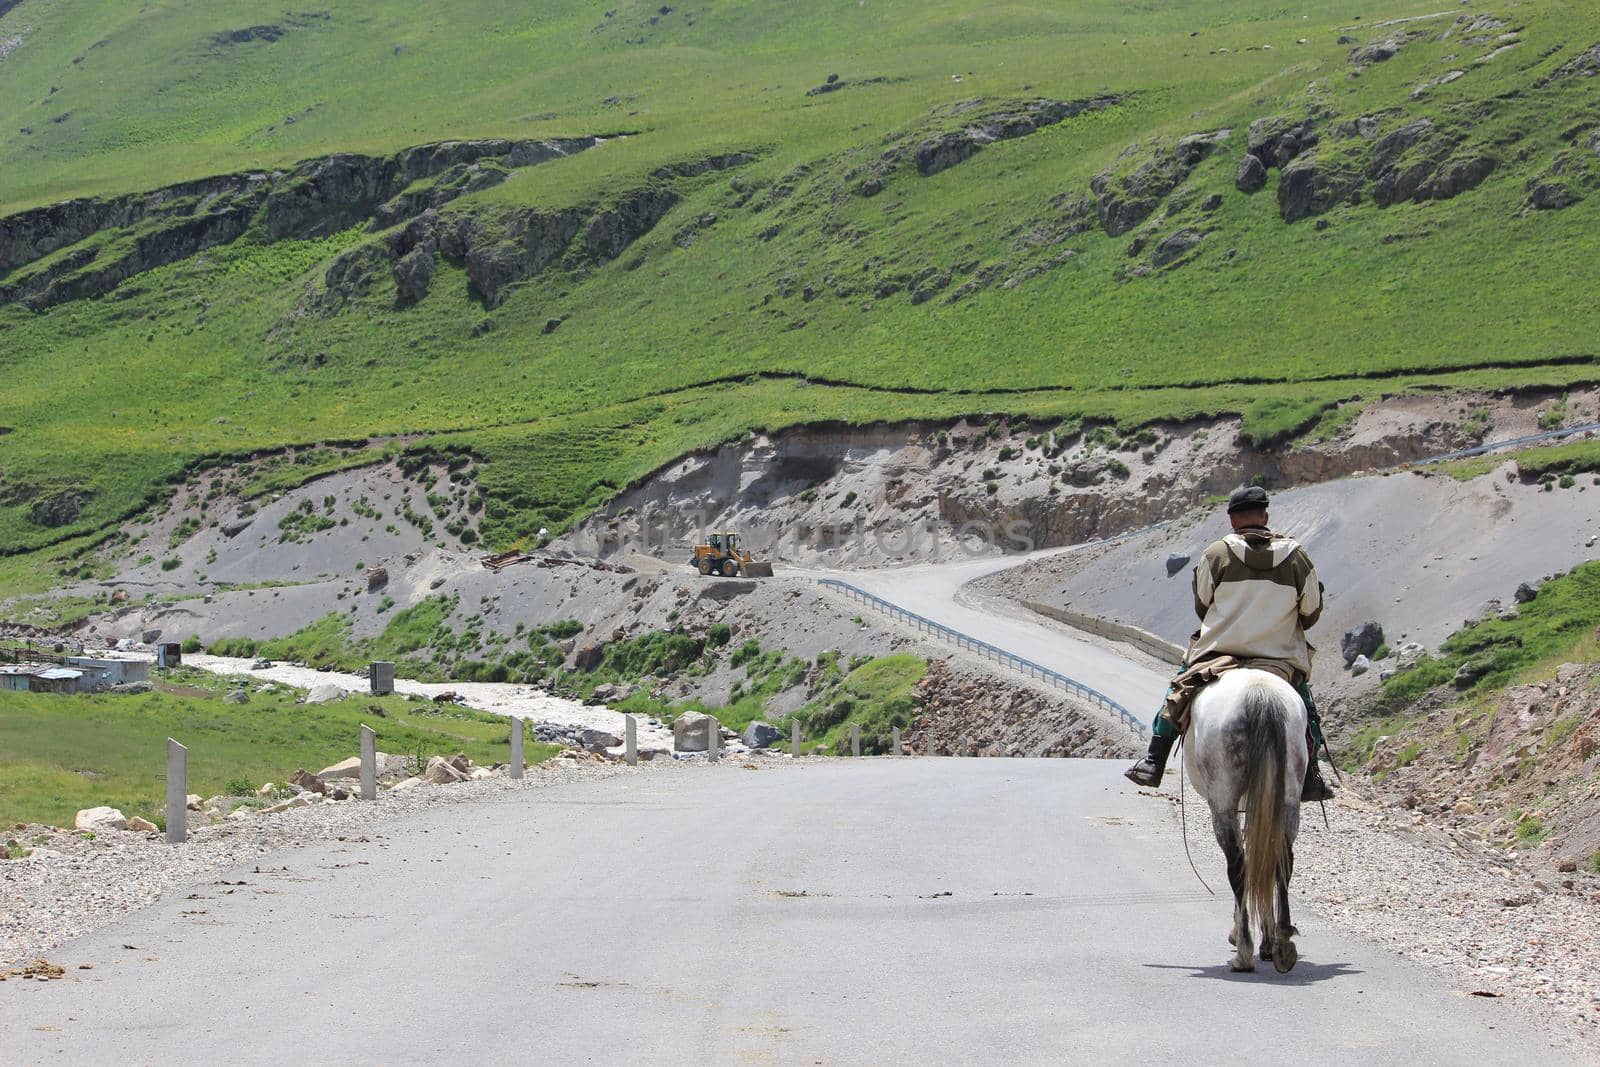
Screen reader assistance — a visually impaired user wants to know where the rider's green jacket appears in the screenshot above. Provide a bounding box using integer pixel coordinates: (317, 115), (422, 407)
(1188, 525), (1322, 675)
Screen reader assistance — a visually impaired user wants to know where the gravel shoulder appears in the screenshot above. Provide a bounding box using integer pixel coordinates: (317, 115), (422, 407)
(0, 758), (679, 967)
(1158, 775), (1600, 1057)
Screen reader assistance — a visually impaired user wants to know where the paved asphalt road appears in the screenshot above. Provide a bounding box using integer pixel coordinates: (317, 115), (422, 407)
(3, 759), (1564, 1065)
(822, 552), (1172, 716)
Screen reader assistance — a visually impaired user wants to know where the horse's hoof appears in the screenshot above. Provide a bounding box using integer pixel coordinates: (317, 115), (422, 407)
(1230, 959), (1255, 973)
(1259, 940), (1273, 962)
(1273, 940), (1298, 974)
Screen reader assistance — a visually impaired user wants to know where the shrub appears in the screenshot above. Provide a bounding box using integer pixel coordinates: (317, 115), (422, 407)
(540, 619), (583, 639)
(706, 622), (732, 647)
(731, 639), (762, 667)
(181, 635), (202, 653)
(160, 556), (182, 571)
(209, 637), (259, 657)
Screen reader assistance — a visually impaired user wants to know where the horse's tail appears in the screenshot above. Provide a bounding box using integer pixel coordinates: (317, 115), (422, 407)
(1241, 681), (1288, 936)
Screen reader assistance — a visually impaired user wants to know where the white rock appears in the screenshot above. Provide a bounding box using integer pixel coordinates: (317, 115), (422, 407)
(1350, 654), (1371, 676)
(389, 777), (425, 792)
(126, 816), (159, 833)
(424, 756), (467, 784)
(256, 783), (276, 796)
(261, 795), (311, 814)
(468, 766), (495, 781)
(74, 807), (127, 832)
(305, 683), (348, 704)
(318, 756), (363, 780)
(185, 794), (202, 810)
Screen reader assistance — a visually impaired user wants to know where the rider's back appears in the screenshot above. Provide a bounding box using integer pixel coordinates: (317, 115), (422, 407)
(1190, 526), (1321, 673)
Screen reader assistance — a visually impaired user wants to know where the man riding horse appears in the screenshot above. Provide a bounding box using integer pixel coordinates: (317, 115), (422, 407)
(1124, 485), (1335, 802)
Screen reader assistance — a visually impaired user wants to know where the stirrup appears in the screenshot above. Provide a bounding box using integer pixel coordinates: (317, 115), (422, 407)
(1124, 756), (1165, 788)
(1301, 764), (1334, 802)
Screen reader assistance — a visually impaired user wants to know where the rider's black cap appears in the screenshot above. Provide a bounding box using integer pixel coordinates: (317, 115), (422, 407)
(1226, 485), (1269, 514)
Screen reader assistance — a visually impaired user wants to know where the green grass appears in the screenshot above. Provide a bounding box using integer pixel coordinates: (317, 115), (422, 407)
(1514, 813), (1550, 845)
(0, 683), (559, 826)
(2, 0), (1599, 580)
(1436, 439), (1600, 483)
(1378, 562), (1600, 708)
(595, 637), (925, 754)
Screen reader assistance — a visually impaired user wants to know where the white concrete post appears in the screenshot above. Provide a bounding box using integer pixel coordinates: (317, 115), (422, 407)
(707, 716), (719, 763)
(891, 727), (901, 755)
(510, 716), (525, 779)
(165, 738), (187, 845)
(359, 724), (377, 801)
(791, 719), (801, 758)
(851, 723), (861, 757)
(624, 714), (637, 767)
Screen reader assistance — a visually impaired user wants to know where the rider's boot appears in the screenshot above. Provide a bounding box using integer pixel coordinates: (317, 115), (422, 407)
(1124, 732), (1177, 787)
(1301, 734), (1334, 802)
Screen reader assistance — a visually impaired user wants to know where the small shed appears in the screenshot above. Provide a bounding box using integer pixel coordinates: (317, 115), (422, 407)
(0, 665), (84, 693)
(66, 656), (150, 689)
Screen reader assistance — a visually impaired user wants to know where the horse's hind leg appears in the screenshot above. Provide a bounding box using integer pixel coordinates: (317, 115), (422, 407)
(1213, 812), (1253, 972)
(1272, 840), (1298, 973)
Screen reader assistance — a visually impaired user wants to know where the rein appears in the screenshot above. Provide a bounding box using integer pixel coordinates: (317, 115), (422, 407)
(1175, 735), (1215, 896)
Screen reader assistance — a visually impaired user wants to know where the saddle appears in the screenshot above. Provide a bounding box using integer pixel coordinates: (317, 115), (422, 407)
(1162, 652), (1299, 736)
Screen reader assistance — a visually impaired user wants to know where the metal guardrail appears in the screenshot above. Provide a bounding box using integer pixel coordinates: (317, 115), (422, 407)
(1413, 420), (1600, 466)
(817, 578), (1147, 737)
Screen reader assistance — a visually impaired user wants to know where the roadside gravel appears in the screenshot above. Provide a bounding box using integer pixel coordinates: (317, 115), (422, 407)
(0, 758), (697, 968)
(1153, 777), (1600, 1057)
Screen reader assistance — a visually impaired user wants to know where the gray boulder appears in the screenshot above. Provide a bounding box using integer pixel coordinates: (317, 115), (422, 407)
(741, 721), (783, 749)
(673, 711), (714, 752)
(1341, 621), (1385, 666)
(223, 689), (251, 705)
(1165, 553), (1191, 577)
(112, 681), (154, 695)
(1151, 228), (1203, 268)
(579, 728), (622, 751)
(305, 683), (348, 704)
(1235, 154), (1267, 192)
(1514, 581), (1539, 603)
(1350, 655), (1371, 677)
(1453, 662), (1489, 689)
(1529, 183), (1579, 211)
(392, 247), (434, 304)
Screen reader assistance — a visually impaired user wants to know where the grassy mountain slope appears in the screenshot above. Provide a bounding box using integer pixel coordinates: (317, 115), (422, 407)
(1, 0), (1598, 574)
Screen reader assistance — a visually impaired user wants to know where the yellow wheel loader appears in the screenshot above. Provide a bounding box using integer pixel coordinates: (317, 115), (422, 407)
(689, 531), (773, 578)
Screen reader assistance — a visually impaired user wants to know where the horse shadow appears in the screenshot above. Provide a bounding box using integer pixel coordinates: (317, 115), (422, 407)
(1142, 960), (1362, 986)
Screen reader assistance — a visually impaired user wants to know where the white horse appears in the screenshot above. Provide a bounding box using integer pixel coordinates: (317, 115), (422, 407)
(1183, 668), (1308, 973)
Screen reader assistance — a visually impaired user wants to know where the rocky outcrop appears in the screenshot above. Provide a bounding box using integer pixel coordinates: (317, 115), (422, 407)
(0, 136), (604, 309)
(1277, 153), (1362, 222)
(1367, 119), (1496, 207)
(307, 153), (754, 310)
(914, 96), (1122, 178)
(910, 659), (1133, 758)
(1090, 130), (1230, 236)
(1541, 42), (1600, 85)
